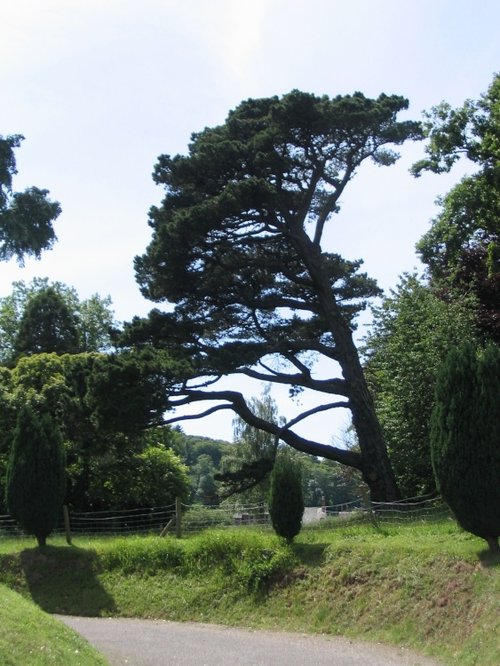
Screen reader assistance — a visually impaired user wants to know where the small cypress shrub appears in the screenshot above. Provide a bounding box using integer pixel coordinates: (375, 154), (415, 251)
(268, 452), (304, 542)
(6, 402), (66, 547)
(431, 342), (500, 553)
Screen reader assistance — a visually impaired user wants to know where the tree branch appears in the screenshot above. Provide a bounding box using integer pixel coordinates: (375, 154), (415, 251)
(280, 401), (350, 432)
(170, 389), (362, 469)
(240, 367), (349, 396)
(161, 403), (234, 424)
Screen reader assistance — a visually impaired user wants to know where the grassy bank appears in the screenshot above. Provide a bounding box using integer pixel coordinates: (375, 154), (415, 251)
(0, 583), (108, 665)
(1, 519), (498, 665)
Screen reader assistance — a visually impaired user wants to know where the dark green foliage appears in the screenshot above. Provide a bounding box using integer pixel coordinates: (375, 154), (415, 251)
(126, 90), (423, 502)
(431, 343), (500, 552)
(5, 403), (66, 546)
(215, 458), (275, 499)
(0, 352), (179, 512)
(0, 134), (60, 263)
(268, 453), (304, 541)
(14, 287), (80, 358)
(0, 279), (116, 365)
(86, 445), (190, 510)
(83, 349), (177, 436)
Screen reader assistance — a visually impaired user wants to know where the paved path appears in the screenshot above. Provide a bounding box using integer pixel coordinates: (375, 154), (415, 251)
(57, 616), (439, 665)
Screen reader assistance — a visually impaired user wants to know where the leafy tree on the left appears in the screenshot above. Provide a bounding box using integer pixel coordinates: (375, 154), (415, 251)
(0, 135), (60, 262)
(0, 278), (116, 365)
(0, 350), (188, 513)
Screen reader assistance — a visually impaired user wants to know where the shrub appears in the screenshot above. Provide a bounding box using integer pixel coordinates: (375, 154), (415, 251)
(181, 503), (234, 532)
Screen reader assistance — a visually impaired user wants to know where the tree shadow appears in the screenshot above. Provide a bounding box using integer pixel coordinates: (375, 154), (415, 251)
(478, 548), (500, 568)
(20, 545), (116, 615)
(292, 542), (329, 566)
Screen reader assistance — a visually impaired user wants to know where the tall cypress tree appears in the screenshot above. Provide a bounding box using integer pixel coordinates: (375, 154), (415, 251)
(431, 343), (500, 553)
(6, 402), (66, 547)
(268, 453), (304, 542)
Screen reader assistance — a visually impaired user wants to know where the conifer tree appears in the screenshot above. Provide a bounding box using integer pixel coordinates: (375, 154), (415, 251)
(6, 402), (66, 547)
(268, 453), (304, 542)
(124, 89), (426, 502)
(14, 286), (80, 358)
(431, 343), (500, 553)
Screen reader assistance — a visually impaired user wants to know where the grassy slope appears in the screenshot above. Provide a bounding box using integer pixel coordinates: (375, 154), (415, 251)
(0, 583), (108, 665)
(0, 520), (498, 665)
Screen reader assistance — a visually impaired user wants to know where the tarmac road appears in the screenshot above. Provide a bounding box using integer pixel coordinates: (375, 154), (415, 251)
(56, 616), (440, 665)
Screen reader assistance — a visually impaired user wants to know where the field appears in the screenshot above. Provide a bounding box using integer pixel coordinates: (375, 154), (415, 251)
(0, 517), (498, 665)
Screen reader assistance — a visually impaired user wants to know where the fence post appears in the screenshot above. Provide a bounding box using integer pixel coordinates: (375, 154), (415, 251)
(361, 488), (378, 528)
(63, 505), (72, 545)
(175, 497), (182, 539)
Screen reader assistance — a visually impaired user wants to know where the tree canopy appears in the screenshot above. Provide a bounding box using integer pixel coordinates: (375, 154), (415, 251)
(0, 279), (116, 365)
(413, 73), (500, 342)
(0, 349), (181, 511)
(15, 286), (81, 358)
(364, 274), (478, 496)
(0, 135), (60, 263)
(124, 90), (422, 501)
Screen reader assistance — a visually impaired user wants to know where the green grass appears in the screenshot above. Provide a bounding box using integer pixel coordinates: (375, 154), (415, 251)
(1, 518), (498, 665)
(0, 583), (108, 665)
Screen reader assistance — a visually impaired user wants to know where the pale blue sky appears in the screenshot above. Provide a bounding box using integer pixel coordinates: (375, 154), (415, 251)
(1, 1), (498, 441)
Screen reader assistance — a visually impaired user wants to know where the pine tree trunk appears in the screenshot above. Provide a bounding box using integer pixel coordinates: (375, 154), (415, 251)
(333, 313), (400, 502)
(349, 376), (401, 502)
(296, 233), (401, 502)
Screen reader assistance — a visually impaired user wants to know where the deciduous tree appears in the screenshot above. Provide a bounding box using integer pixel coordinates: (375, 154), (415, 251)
(0, 135), (60, 263)
(364, 274), (478, 496)
(412, 74), (500, 342)
(0, 350), (178, 512)
(87, 443), (190, 510)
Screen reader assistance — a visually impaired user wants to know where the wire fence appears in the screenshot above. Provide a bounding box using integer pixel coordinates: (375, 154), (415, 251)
(319, 493), (450, 525)
(0, 493), (449, 540)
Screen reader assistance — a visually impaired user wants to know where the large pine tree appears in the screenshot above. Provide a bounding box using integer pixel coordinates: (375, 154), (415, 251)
(125, 90), (423, 502)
